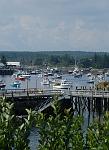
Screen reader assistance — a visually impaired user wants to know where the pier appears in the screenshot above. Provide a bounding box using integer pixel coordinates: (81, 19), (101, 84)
(1, 88), (109, 117)
(2, 88), (109, 99)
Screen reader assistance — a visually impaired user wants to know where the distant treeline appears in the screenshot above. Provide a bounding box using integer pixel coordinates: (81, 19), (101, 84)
(0, 51), (109, 68)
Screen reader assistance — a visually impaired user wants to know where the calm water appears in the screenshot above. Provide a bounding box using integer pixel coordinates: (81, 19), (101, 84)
(29, 128), (39, 150)
(0, 74), (98, 90)
(1, 74), (109, 150)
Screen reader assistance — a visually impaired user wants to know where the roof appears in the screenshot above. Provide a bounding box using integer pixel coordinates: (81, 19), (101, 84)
(7, 62), (20, 66)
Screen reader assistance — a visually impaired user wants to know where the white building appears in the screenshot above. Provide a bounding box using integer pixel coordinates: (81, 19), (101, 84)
(7, 62), (20, 67)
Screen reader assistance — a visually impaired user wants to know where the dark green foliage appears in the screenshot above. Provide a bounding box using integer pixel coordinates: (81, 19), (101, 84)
(0, 98), (35, 150)
(1, 55), (7, 66)
(0, 97), (109, 149)
(0, 51), (109, 68)
(36, 102), (84, 150)
(80, 58), (93, 68)
(86, 112), (109, 149)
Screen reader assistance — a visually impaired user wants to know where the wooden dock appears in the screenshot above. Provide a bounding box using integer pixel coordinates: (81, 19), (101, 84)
(1, 88), (109, 116)
(1, 88), (109, 99)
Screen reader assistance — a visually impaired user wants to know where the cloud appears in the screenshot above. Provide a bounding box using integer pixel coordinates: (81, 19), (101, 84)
(0, 0), (108, 51)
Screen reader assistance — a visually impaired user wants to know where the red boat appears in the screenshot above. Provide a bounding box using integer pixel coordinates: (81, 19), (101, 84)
(15, 75), (26, 81)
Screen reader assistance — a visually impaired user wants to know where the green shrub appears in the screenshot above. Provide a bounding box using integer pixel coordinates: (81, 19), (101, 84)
(0, 97), (109, 150)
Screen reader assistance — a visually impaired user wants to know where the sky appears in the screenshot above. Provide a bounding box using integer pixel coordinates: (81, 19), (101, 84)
(0, 0), (109, 52)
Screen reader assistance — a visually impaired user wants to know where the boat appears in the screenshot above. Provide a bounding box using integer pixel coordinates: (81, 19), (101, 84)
(72, 61), (82, 78)
(53, 79), (72, 89)
(86, 73), (92, 77)
(15, 75), (26, 81)
(87, 76), (95, 84)
(73, 72), (82, 78)
(11, 81), (21, 88)
(21, 74), (31, 79)
(68, 70), (73, 74)
(54, 74), (62, 79)
(31, 70), (40, 75)
(0, 80), (6, 89)
(87, 79), (94, 84)
(97, 74), (104, 81)
(48, 72), (53, 76)
(41, 78), (50, 85)
(105, 72), (109, 77)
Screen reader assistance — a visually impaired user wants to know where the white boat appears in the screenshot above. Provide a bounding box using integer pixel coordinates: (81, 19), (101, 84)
(53, 79), (72, 89)
(105, 72), (109, 77)
(41, 78), (50, 85)
(54, 74), (62, 79)
(97, 74), (104, 82)
(72, 61), (82, 78)
(21, 74), (31, 79)
(86, 73), (92, 77)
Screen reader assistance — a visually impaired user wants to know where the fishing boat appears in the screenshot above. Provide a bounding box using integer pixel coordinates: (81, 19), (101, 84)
(0, 80), (6, 89)
(53, 79), (71, 89)
(41, 78), (50, 85)
(11, 81), (21, 88)
(15, 75), (26, 81)
(21, 74), (31, 79)
(54, 74), (62, 79)
(87, 79), (94, 84)
(86, 73), (92, 77)
(73, 72), (82, 78)
(72, 60), (82, 78)
(87, 76), (95, 84)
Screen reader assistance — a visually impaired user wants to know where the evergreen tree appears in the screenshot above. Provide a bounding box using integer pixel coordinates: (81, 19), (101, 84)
(1, 55), (7, 66)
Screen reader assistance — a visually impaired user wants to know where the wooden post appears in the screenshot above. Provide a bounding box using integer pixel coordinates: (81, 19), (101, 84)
(12, 91), (13, 99)
(88, 97), (91, 126)
(27, 79), (29, 96)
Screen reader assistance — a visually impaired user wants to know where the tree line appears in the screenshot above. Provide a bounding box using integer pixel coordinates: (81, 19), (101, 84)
(0, 51), (109, 68)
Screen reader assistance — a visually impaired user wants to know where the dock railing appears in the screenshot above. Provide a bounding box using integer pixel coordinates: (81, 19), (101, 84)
(70, 89), (109, 98)
(1, 88), (109, 98)
(0, 88), (63, 98)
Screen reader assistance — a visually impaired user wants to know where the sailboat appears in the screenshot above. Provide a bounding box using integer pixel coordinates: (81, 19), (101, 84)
(72, 59), (82, 78)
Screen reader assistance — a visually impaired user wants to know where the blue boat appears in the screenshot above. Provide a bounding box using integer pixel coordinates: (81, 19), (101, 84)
(11, 81), (21, 88)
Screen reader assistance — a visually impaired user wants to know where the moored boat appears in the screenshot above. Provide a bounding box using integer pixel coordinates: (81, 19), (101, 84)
(15, 75), (26, 81)
(41, 78), (50, 85)
(21, 74), (31, 79)
(53, 79), (72, 89)
(0, 80), (6, 89)
(11, 81), (21, 88)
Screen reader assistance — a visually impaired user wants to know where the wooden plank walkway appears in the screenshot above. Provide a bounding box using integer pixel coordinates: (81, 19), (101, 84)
(69, 90), (109, 98)
(0, 88), (63, 98)
(0, 88), (109, 99)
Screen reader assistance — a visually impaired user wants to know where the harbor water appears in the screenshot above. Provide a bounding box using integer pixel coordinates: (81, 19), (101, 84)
(0, 74), (109, 149)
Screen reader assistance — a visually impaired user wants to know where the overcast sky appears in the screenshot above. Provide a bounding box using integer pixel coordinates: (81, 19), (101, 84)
(0, 0), (109, 52)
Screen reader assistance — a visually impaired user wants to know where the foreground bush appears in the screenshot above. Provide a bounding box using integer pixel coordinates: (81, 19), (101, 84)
(87, 112), (109, 149)
(0, 98), (109, 149)
(0, 98), (35, 150)
(36, 102), (109, 150)
(36, 104), (84, 150)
